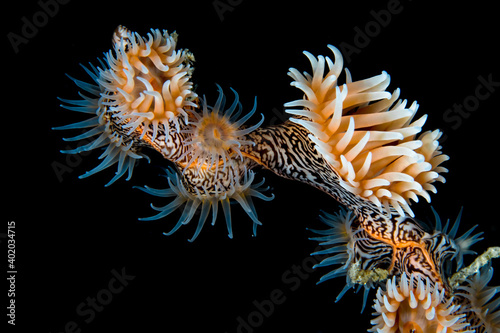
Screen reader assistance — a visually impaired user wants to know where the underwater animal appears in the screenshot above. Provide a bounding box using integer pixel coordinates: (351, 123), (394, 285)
(54, 26), (500, 332)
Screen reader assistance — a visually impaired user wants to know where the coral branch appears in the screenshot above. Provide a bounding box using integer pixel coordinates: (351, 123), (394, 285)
(449, 246), (500, 290)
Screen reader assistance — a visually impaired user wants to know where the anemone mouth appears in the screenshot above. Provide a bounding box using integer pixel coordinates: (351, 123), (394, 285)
(196, 113), (238, 151)
(178, 84), (264, 176)
(285, 45), (449, 217)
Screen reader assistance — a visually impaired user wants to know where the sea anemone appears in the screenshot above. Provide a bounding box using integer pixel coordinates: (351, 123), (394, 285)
(309, 208), (357, 286)
(430, 207), (484, 270)
(309, 208), (392, 311)
(135, 165), (273, 241)
(53, 62), (149, 186)
(100, 26), (197, 141)
(53, 26), (197, 186)
(177, 85), (264, 176)
(370, 273), (472, 333)
(455, 264), (500, 333)
(285, 45), (449, 217)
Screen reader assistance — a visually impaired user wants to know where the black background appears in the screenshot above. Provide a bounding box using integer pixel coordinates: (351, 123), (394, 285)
(4, 0), (500, 332)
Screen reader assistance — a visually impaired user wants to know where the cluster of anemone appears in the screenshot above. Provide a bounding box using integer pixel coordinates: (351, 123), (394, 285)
(54, 26), (272, 238)
(53, 26), (500, 333)
(309, 206), (497, 332)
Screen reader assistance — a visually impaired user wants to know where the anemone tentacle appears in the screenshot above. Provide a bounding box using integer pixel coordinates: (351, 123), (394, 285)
(455, 264), (500, 333)
(431, 207), (484, 270)
(309, 207), (393, 312)
(135, 165), (273, 241)
(370, 273), (473, 333)
(53, 62), (149, 186)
